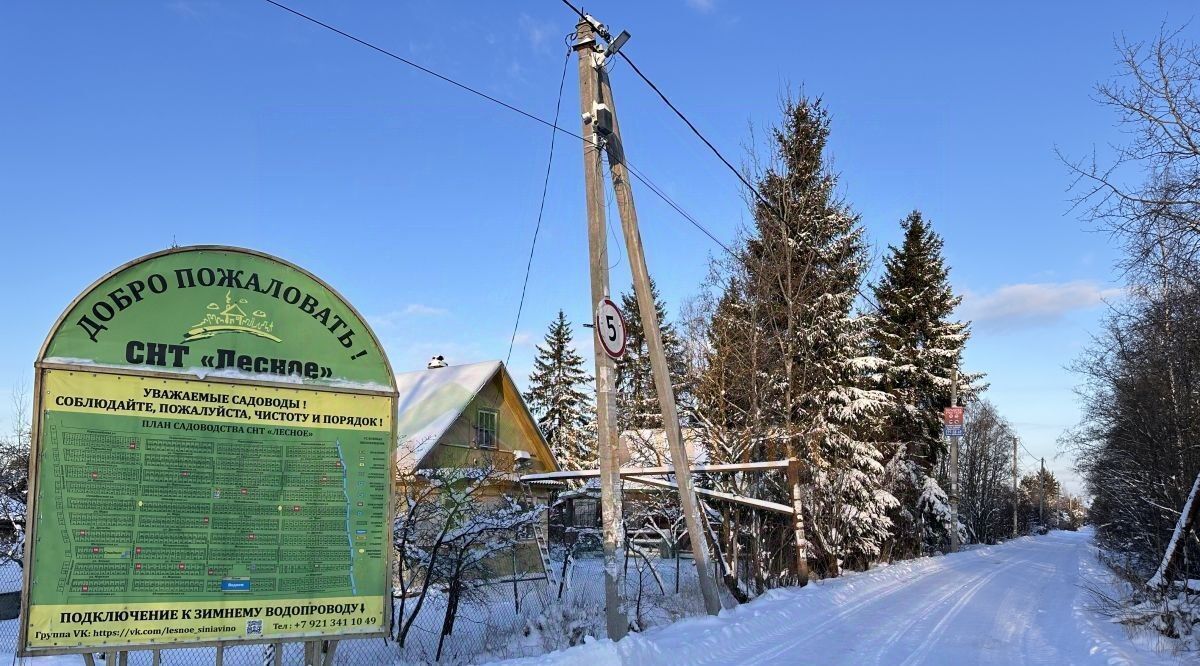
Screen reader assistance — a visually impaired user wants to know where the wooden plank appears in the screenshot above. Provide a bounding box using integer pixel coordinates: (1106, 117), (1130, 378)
(786, 458), (809, 585)
(520, 460), (790, 483)
(626, 475), (795, 515)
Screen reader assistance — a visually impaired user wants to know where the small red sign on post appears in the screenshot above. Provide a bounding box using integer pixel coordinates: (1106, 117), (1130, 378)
(943, 406), (965, 437)
(943, 407), (964, 426)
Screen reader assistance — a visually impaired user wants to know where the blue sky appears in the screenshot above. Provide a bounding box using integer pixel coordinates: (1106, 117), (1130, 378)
(1, 2), (1189, 493)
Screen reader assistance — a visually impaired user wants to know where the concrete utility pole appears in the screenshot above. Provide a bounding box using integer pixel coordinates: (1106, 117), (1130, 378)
(1012, 436), (1018, 538)
(949, 366), (960, 553)
(575, 15), (722, 618)
(573, 18), (628, 640)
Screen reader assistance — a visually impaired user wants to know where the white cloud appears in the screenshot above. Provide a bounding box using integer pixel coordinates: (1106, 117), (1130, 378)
(518, 13), (552, 51)
(165, 0), (214, 18)
(401, 303), (449, 317)
(959, 281), (1122, 331)
(686, 0), (716, 13)
(368, 304), (449, 331)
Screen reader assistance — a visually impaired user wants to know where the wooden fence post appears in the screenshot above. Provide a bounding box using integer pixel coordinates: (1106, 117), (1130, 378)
(786, 459), (810, 586)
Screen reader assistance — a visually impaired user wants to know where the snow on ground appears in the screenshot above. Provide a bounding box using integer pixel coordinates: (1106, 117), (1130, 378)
(502, 529), (1188, 665)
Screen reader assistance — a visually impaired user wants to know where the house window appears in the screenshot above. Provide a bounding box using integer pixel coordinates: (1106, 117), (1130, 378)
(476, 409), (498, 449)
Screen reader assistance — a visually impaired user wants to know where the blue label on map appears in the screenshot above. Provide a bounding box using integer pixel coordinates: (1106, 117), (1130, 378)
(221, 579), (251, 592)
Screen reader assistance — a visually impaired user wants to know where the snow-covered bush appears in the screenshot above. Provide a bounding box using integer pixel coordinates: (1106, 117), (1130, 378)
(518, 595), (604, 653)
(1116, 588), (1200, 650)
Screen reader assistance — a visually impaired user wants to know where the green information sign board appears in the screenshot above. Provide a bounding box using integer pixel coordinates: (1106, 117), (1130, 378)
(20, 247), (398, 655)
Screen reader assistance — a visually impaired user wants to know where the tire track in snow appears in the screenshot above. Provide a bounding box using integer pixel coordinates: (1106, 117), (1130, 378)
(897, 556), (1034, 666)
(718, 561), (953, 666)
(860, 555), (1028, 665)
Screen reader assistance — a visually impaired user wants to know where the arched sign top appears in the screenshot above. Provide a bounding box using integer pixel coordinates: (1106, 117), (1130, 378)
(40, 246), (395, 392)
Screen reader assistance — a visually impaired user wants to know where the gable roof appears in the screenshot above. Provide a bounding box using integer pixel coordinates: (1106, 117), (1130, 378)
(394, 360), (557, 474)
(395, 360), (500, 470)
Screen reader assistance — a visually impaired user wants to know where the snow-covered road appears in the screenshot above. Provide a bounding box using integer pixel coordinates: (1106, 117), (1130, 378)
(507, 529), (1183, 665)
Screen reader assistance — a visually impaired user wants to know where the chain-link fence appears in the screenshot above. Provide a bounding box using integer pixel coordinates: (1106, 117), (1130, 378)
(0, 549), (722, 665)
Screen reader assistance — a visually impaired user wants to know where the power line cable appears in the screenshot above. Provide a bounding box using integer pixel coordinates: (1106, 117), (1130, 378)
(263, 0), (568, 138)
(506, 49), (572, 366)
(262, 0), (734, 263)
(616, 51), (782, 221)
(563, 2), (884, 312)
(557, 1), (783, 252)
(611, 41), (884, 311)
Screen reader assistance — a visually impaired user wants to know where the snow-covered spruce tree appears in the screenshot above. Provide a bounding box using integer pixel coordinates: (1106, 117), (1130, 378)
(524, 311), (596, 471)
(868, 211), (975, 556)
(699, 96), (894, 580)
(615, 279), (692, 433)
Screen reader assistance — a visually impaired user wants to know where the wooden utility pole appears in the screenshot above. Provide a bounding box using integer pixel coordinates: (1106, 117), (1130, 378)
(1012, 436), (1018, 538)
(573, 18), (628, 639)
(949, 366), (960, 552)
(591, 21), (722, 616)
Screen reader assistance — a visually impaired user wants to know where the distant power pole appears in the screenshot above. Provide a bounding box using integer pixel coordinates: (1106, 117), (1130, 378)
(1011, 436), (1018, 538)
(1039, 457), (1046, 529)
(573, 17), (628, 640)
(949, 366), (960, 553)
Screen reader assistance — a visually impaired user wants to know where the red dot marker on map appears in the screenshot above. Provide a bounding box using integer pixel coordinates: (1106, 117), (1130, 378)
(81, 585), (88, 593)
(92, 547), (99, 554)
(90, 472), (97, 480)
(178, 562), (185, 571)
(135, 563), (142, 571)
(320, 476), (328, 484)
(129, 441), (137, 449)
(203, 517), (210, 524)
(207, 569), (213, 575)
(135, 546), (142, 555)
(79, 530), (87, 537)
(293, 505), (301, 512)
(241, 487), (247, 495)
(181, 470), (189, 477)
(248, 533), (256, 541)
